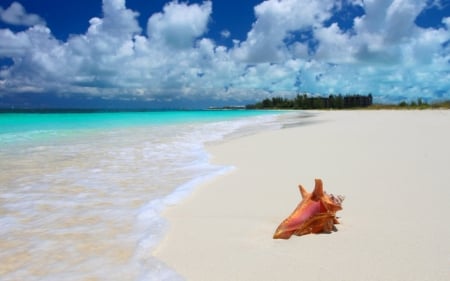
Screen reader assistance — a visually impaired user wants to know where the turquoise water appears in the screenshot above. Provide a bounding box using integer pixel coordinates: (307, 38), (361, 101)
(0, 110), (280, 132)
(0, 110), (290, 280)
(0, 110), (279, 144)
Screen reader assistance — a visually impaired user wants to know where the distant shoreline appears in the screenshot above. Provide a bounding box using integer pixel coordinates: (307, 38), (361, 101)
(0, 108), (248, 114)
(246, 94), (450, 110)
(1, 99), (449, 114)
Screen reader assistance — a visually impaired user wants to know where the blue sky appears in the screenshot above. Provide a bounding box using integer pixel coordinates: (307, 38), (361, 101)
(0, 0), (449, 108)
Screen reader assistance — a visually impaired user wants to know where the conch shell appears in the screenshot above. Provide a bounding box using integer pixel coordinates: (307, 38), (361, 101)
(273, 179), (344, 239)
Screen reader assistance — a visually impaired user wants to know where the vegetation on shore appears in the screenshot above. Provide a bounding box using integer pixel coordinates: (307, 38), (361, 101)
(246, 94), (450, 110)
(246, 94), (373, 109)
(369, 99), (450, 110)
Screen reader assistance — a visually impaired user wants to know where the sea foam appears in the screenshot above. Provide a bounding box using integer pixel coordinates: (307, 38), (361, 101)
(0, 111), (288, 280)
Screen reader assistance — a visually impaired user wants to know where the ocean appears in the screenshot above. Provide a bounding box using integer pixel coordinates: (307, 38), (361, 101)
(0, 110), (294, 281)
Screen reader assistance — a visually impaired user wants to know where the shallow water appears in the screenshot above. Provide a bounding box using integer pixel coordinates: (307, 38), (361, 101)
(0, 110), (290, 280)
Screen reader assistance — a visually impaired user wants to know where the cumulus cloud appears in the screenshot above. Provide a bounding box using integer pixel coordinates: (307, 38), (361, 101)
(0, 0), (449, 104)
(232, 0), (335, 63)
(0, 2), (45, 26)
(147, 1), (211, 49)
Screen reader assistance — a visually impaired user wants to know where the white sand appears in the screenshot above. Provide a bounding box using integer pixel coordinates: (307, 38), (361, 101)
(154, 110), (450, 281)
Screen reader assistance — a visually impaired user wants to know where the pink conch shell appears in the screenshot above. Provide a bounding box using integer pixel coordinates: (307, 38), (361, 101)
(273, 179), (344, 239)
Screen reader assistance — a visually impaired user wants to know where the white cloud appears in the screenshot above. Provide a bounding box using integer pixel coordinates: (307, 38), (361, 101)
(0, 28), (31, 57)
(354, 0), (425, 44)
(429, 0), (450, 9)
(147, 1), (211, 49)
(231, 0), (334, 63)
(220, 29), (230, 39)
(314, 23), (356, 63)
(0, 0), (449, 104)
(0, 2), (45, 26)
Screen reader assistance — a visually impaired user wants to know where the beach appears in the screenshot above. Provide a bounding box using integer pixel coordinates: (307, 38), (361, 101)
(154, 110), (450, 281)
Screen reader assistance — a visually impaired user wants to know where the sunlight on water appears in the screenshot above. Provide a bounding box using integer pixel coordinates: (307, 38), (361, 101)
(0, 111), (295, 280)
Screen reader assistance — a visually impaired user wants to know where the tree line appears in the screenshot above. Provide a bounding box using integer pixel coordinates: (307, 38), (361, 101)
(246, 94), (373, 109)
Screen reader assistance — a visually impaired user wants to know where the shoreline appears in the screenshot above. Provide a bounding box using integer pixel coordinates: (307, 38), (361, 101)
(154, 110), (450, 281)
